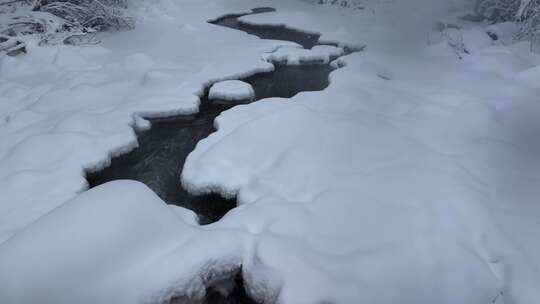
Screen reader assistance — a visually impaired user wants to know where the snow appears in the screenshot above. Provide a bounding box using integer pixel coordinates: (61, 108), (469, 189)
(1, 0), (540, 304)
(209, 80), (255, 102)
(182, 63), (509, 303)
(263, 44), (344, 65)
(239, 10), (320, 36)
(486, 22), (521, 45)
(0, 180), (248, 304)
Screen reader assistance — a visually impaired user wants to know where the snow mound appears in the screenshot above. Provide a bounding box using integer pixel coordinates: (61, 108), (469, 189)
(263, 45), (344, 65)
(209, 80), (255, 102)
(0, 180), (247, 304)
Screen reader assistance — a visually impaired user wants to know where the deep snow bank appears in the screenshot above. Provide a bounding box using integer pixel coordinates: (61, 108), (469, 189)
(0, 180), (247, 304)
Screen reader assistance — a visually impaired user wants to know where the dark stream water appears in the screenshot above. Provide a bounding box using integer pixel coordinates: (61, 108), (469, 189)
(85, 7), (356, 304)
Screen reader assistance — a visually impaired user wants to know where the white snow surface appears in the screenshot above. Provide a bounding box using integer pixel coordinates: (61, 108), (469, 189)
(1, 0), (540, 304)
(209, 80), (255, 102)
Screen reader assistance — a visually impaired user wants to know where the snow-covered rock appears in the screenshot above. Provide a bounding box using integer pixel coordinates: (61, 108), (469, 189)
(263, 45), (344, 65)
(208, 80), (255, 102)
(0, 180), (247, 304)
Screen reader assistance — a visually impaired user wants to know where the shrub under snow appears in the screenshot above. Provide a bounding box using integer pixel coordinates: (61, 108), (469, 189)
(0, 0), (133, 54)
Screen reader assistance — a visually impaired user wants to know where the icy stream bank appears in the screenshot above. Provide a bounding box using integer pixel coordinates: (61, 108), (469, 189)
(87, 8), (358, 225)
(3, 1), (537, 303)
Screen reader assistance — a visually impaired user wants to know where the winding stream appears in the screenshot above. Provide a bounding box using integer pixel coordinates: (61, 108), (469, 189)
(86, 7), (358, 303)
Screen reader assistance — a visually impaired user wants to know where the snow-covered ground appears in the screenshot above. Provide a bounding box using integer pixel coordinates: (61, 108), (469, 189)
(1, 0), (540, 303)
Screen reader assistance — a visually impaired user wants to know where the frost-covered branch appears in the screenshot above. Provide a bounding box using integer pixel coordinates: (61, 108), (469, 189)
(37, 0), (134, 31)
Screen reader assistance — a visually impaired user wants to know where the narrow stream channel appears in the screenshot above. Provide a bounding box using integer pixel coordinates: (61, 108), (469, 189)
(85, 7), (358, 303)
(209, 7), (321, 49)
(87, 62), (334, 224)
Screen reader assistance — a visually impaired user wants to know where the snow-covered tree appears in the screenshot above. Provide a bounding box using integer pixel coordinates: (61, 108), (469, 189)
(476, 0), (540, 46)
